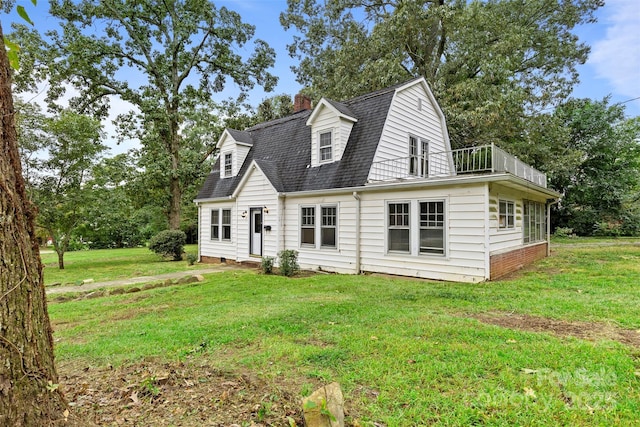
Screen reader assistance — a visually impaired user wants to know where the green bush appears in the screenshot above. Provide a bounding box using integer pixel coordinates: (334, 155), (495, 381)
(148, 230), (186, 261)
(186, 253), (198, 266)
(553, 227), (575, 238)
(261, 256), (275, 274)
(278, 250), (299, 277)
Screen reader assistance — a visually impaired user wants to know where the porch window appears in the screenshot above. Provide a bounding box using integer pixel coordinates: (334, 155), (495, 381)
(221, 209), (231, 241)
(420, 201), (445, 255)
(499, 200), (515, 229)
(321, 206), (336, 248)
(319, 131), (332, 162)
(301, 207), (315, 245)
(211, 210), (219, 240)
(224, 152), (232, 177)
(388, 202), (410, 252)
(523, 200), (546, 243)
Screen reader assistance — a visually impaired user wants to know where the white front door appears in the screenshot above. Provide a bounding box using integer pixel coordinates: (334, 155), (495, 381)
(250, 208), (263, 256)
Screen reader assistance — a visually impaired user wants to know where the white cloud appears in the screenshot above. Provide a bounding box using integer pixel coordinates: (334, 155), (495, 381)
(589, 0), (640, 98)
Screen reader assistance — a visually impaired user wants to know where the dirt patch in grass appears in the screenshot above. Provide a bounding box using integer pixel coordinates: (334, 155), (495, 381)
(472, 312), (640, 349)
(58, 359), (305, 426)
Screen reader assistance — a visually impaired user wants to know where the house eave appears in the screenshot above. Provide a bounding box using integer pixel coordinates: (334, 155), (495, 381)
(194, 195), (235, 204)
(282, 173), (560, 199)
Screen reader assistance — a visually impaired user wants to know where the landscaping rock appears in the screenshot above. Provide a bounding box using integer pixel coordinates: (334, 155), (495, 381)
(177, 276), (198, 284)
(302, 382), (344, 427)
(164, 279), (174, 286)
(85, 291), (104, 299)
(109, 288), (125, 295)
(194, 274), (205, 282)
(83, 278), (95, 284)
(126, 287), (141, 293)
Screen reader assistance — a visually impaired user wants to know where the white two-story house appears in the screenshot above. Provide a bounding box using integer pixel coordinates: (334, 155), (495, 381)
(194, 77), (560, 282)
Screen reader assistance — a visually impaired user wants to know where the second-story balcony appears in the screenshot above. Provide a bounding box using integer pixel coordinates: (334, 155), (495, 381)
(368, 144), (547, 188)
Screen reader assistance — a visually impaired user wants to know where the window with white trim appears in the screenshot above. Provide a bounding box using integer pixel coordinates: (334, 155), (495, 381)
(221, 209), (231, 241)
(499, 200), (515, 229)
(523, 200), (546, 243)
(211, 210), (219, 240)
(211, 208), (231, 241)
(301, 206), (315, 246)
(409, 136), (429, 177)
(321, 206), (337, 248)
(319, 131), (333, 162)
(388, 202), (410, 252)
(223, 153), (232, 177)
(299, 204), (338, 248)
(419, 201), (445, 254)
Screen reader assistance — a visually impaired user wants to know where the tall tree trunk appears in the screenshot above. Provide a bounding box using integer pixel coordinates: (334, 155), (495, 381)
(0, 22), (68, 425)
(168, 120), (181, 230)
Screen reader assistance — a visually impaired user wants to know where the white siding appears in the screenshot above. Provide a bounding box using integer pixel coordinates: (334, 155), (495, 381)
(235, 166), (279, 261)
(217, 133), (251, 178)
(489, 184), (549, 254)
(309, 104), (354, 167)
(368, 82), (452, 179)
(358, 184), (488, 283)
(283, 193), (358, 273)
(199, 201), (237, 260)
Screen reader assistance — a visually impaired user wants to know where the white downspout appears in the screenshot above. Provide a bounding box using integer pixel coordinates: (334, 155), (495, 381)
(547, 198), (560, 256)
(197, 203), (202, 261)
(353, 191), (361, 274)
(279, 194), (286, 253)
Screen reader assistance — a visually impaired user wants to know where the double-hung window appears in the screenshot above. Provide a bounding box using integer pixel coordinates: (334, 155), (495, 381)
(419, 201), (445, 254)
(300, 205), (338, 248)
(409, 136), (429, 177)
(388, 202), (410, 252)
(499, 200), (515, 229)
(223, 153), (232, 177)
(211, 208), (231, 241)
(321, 206), (337, 248)
(301, 207), (315, 246)
(319, 131), (332, 162)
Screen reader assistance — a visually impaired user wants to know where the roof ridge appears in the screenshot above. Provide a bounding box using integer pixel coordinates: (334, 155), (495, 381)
(344, 76), (423, 105)
(247, 110), (311, 132)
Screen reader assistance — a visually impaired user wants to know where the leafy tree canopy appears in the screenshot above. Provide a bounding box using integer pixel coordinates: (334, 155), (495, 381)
(281, 0), (603, 148)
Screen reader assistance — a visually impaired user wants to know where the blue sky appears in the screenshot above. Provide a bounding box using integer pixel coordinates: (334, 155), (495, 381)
(5, 0), (639, 153)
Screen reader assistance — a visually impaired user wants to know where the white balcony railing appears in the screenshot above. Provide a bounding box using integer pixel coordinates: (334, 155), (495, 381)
(368, 144), (547, 187)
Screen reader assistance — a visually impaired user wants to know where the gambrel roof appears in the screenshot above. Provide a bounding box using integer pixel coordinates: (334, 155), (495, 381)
(196, 81), (408, 200)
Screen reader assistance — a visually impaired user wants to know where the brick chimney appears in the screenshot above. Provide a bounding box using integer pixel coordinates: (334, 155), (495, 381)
(294, 93), (312, 112)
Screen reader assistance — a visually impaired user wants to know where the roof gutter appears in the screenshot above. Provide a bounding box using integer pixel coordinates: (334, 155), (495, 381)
(280, 173), (561, 199)
(193, 195), (236, 205)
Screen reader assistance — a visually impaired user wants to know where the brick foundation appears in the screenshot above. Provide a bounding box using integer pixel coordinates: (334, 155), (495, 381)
(490, 242), (547, 280)
(199, 255), (259, 268)
(199, 255), (239, 265)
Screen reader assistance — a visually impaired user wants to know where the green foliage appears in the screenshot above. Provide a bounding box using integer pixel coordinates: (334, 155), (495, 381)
(148, 230), (187, 261)
(280, 0), (602, 148)
(12, 0), (278, 229)
(260, 256), (275, 274)
(186, 253), (198, 266)
(548, 99), (640, 235)
(17, 105), (105, 268)
(277, 250), (299, 277)
(553, 227), (575, 238)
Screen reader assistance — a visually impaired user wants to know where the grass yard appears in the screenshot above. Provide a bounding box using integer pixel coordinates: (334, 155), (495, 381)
(41, 245), (199, 286)
(47, 241), (640, 425)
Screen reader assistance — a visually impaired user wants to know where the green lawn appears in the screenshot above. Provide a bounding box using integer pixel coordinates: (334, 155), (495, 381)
(41, 245), (199, 286)
(47, 240), (640, 425)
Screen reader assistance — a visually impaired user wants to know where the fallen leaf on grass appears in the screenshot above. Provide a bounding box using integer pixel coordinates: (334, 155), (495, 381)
(370, 336), (378, 341)
(130, 391), (140, 406)
(506, 339), (517, 344)
(521, 368), (538, 374)
(523, 387), (536, 398)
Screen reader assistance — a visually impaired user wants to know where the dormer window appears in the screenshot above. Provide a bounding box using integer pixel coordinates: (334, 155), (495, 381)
(224, 152), (232, 178)
(319, 131), (333, 163)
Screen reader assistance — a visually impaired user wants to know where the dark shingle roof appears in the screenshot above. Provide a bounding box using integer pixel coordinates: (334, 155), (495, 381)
(226, 129), (252, 145)
(196, 83), (398, 200)
(324, 99), (357, 119)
